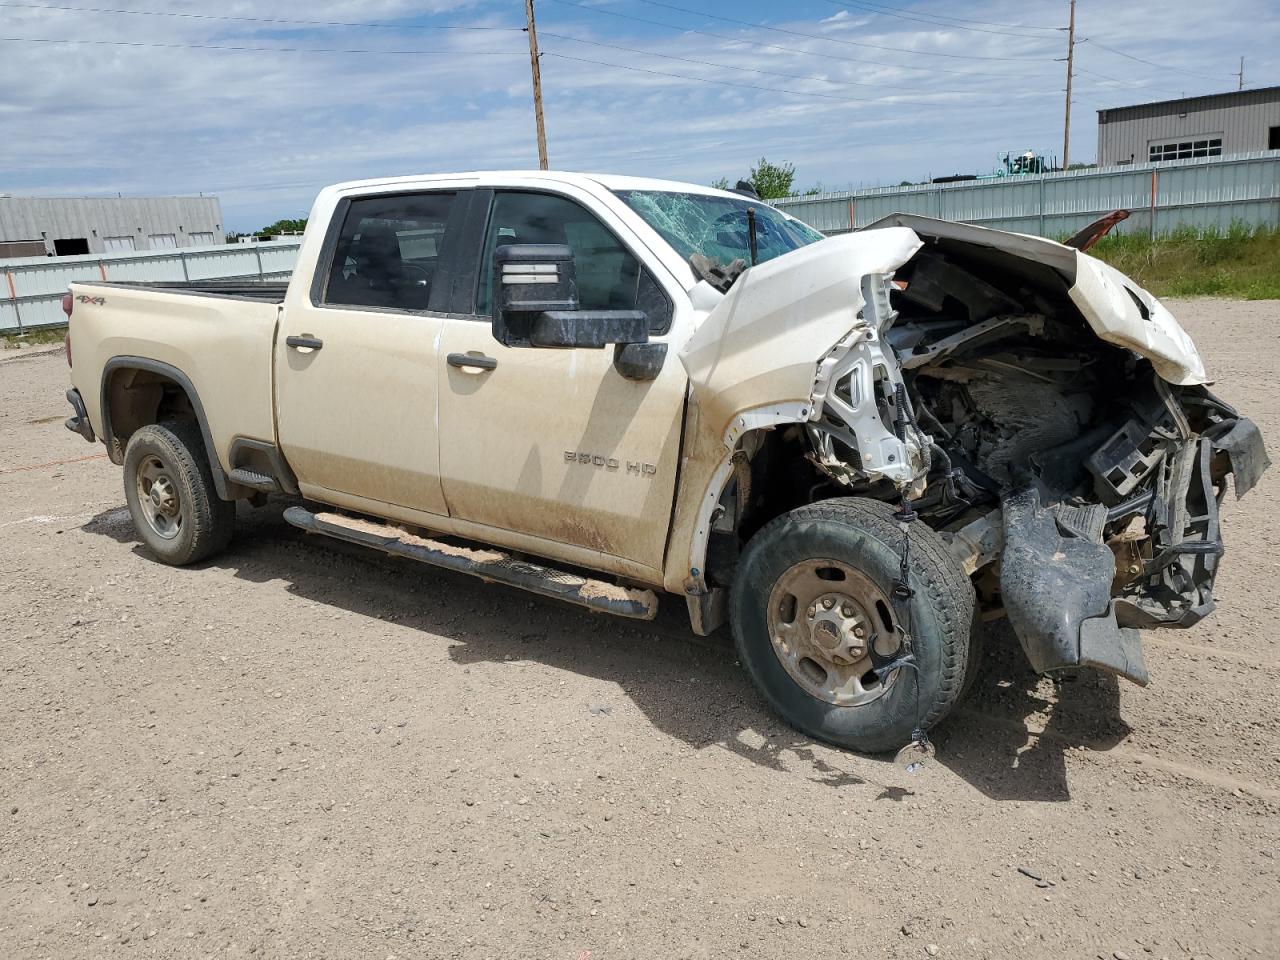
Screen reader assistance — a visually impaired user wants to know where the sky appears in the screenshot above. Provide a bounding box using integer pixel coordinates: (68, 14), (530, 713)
(2, 0), (1276, 231)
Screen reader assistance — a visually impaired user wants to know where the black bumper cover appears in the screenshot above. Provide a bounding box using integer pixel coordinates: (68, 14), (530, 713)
(999, 389), (1268, 686)
(64, 388), (95, 442)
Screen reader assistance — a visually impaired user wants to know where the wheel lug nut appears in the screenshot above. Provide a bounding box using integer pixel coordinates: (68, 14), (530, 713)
(853, 626), (866, 639)
(822, 598), (835, 610)
(841, 604), (854, 617)
(806, 605), (816, 618)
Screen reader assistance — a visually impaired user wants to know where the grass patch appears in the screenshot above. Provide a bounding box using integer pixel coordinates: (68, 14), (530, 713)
(1087, 224), (1280, 300)
(1, 326), (68, 349)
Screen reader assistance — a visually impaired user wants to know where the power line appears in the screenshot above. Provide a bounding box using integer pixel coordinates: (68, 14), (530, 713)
(0, 1), (521, 32)
(0, 33), (1044, 111)
(830, 0), (1063, 32)
(632, 0), (1056, 61)
(1075, 67), (1144, 88)
(0, 35), (524, 55)
(540, 30), (943, 94)
(1081, 38), (1232, 83)
(543, 49), (946, 105)
(548, 0), (1055, 79)
(821, 0), (1060, 38)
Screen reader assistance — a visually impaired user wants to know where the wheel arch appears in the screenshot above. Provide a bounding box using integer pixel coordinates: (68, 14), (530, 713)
(679, 402), (838, 632)
(100, 356), (232, 501)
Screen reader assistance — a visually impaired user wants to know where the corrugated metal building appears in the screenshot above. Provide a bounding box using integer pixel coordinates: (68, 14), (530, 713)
(773, 151), (1280, 239)
(0, 195), (224, 259)
(1097, 86), (1280, 166)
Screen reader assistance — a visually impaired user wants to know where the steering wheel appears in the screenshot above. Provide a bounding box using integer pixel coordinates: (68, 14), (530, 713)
(400, 263), (432, 287)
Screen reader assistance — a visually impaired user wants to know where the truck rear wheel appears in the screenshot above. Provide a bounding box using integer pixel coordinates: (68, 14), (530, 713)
(730, 497), (975, 753)
(123, 421), (235, 566)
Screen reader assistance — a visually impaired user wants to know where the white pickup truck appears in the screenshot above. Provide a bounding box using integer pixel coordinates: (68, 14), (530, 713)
(62, 171), (1268, 753)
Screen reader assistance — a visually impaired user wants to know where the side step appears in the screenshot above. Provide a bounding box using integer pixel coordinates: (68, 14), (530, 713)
(282, 506), (659, 621)
(228, 466), (281, 493)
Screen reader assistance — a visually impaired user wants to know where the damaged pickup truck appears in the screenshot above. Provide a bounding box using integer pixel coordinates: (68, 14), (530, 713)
(62, 172), (1268, 753)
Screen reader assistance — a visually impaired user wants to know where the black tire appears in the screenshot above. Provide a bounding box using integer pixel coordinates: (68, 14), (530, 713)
(123, 420), (235, 566)
(730, 497), (975, 753)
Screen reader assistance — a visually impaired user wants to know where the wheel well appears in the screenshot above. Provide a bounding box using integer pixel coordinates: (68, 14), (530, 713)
(704, 426), (845, 589)
(104, 367), (199, 459)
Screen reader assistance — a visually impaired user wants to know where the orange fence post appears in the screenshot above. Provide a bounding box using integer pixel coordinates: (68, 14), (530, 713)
(5, 270), (22, 333)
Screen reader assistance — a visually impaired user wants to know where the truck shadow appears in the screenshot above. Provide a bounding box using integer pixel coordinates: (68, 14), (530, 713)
(932, 622), (1131, 801)
(83, 502), (1130, 801)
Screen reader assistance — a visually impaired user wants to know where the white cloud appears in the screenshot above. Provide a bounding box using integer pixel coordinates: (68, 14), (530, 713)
(0, 0), (1275, 228)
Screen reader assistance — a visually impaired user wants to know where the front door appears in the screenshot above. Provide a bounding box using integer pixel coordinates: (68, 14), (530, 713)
(437, 189), (688, 573)
(274, 189), (463, 515)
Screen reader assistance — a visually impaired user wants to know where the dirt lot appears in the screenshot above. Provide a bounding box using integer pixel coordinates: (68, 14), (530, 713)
(2, 299), (1278, 960)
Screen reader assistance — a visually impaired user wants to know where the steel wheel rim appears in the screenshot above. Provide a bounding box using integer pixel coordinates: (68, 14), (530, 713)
(136, 455), (182, 540)
(765, 558), (901, 707)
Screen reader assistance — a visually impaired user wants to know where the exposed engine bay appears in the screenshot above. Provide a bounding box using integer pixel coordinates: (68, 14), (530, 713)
(800, 218), (1270, 686)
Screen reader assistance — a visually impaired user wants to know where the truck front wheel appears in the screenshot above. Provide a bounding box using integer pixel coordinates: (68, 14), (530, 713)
(123, 421), (235, 566)
(730, 497), (975, 754)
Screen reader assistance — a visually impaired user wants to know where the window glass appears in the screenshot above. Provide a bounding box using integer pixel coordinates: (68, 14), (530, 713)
(476, 191), (671, 332)
(1149, 138), (1222, 162)
(613, 189), (823, 269)
(324, 192), (456, 311)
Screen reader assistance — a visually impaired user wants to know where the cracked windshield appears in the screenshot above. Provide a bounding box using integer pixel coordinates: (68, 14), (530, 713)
(614, 189), (824, 269)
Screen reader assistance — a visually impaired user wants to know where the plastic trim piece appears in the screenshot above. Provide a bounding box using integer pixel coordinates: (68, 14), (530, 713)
(228, 436), (300, 495)
(64, 388), (95, 442)
(99, 356), (233, 501)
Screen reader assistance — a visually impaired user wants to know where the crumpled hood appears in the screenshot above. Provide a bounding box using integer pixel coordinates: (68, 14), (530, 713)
(1070, 252), (1206, 385)
(866, 214), (1207, 385)
(679, 229), (923, 442)
(680, 218), (1209, 445)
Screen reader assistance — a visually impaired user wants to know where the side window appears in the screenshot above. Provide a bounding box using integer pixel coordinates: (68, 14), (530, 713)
(476, 191), (672, 333)
(324, 191), (456, 311)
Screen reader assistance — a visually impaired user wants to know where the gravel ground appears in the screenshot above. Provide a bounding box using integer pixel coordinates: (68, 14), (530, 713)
(2, 299), (1278, 960)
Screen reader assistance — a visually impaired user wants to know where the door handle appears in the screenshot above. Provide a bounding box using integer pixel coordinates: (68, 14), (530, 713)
(447, 352), (497, 371)
(286, 335), (324, 350)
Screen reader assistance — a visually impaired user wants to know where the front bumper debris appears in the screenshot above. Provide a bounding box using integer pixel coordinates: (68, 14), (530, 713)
(64, 388), (94, 442)
(999, 385), (1268, 686)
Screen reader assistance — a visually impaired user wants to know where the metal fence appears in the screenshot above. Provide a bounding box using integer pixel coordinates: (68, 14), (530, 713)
(1, 240), (301, 334)
(774, 151), (1280, 239)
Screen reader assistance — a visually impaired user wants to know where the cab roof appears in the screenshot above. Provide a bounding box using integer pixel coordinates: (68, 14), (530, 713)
(324, 170), (753, 203)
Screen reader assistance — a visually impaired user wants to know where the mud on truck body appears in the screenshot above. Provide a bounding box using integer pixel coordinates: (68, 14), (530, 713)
(62, 173), (1269, 754)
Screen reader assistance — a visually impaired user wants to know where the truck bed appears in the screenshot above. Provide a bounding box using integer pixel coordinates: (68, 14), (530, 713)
(68, 277), (283, 463)
(89, 279), (291, 303)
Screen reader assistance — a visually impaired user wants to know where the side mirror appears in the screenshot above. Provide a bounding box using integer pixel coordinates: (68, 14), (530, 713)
(491, 243), (649, 349)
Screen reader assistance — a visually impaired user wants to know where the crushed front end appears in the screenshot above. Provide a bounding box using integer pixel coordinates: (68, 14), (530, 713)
(802, 216), (1270, 686)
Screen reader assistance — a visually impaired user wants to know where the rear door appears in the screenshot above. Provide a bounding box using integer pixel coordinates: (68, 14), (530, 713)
(435, 186), (689, 573)
(274, 189), (465, 515)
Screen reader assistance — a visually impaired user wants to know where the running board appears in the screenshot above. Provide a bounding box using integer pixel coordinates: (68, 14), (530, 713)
(282, 506), (659, 621)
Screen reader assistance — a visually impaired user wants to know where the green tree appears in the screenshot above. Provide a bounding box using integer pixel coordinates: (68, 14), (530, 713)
(259, 218), (308, 235)
(710, 176), (731, 190)
(749, 158), (796, 199)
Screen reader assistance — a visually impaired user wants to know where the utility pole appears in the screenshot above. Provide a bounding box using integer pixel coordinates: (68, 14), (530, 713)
(1236, 56), (1244, 90)
(524, 0), (549, 170)
(1062, 0), (1076, 169)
